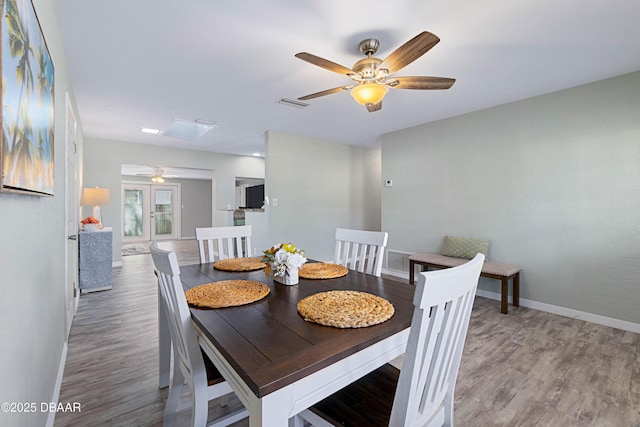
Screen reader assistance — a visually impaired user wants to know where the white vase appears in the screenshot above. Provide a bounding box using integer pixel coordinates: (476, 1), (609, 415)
(273, 268), (299, 285)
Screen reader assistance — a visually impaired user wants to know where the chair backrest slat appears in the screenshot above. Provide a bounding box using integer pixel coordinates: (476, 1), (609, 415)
(334, 228), (388, 277)
(390, 253), (484, 426)
(195, 225), (252, 263)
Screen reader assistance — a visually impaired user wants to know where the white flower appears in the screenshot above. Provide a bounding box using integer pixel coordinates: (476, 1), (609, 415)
(275, 249), (288, 264)
(286, 253), (306, 270)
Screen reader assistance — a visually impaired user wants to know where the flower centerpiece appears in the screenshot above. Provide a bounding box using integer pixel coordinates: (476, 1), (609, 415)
(262, 243), (307, 285)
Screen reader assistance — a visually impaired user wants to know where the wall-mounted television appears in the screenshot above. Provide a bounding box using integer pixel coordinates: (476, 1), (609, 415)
(245, 184), (264, 209)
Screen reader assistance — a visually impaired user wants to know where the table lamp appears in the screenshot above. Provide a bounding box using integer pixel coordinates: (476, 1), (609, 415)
(82, 187), (110, 224)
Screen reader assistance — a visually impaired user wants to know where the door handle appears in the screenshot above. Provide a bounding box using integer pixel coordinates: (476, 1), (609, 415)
(67, 235), (77, 241)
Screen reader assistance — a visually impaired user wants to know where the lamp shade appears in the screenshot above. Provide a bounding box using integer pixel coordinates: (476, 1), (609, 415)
(82, 187), (110, 206)
(350, 83), (389, 106)
(82, 187), (110, 225)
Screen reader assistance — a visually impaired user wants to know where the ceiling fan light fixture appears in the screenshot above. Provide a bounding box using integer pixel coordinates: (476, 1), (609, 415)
(151, 175), (165, 183)
(350, 83), (389, 106)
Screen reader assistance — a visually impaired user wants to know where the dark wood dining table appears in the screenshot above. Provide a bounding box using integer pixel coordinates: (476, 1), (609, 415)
(158, 261), (416, 426)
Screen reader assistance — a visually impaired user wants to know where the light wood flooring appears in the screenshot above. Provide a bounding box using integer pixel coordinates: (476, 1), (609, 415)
(55, 240), (640, 426)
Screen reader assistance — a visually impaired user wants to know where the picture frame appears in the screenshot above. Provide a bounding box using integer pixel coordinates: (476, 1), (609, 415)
(1, 0), (55, 196)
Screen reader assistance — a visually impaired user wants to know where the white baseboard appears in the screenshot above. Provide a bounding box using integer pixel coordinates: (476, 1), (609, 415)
(382, 269), (640, 334)
(46, 341), (68, 427)
(474, 289), (640, 334)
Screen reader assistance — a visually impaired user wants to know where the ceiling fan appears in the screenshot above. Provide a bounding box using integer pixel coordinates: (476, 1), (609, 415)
(295, 31), (455, 112)
(136, 168), (178, 183)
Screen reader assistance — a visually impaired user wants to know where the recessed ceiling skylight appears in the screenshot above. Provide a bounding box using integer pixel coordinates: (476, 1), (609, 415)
(162, 119), (218, 140)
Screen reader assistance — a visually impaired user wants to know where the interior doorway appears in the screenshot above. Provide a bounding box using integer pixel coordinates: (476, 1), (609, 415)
(121, 182), (181, 242)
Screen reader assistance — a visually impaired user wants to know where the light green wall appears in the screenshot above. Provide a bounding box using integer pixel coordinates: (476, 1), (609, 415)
(382, 71), (640, 324)
(83, 138), (264, 263)
(0, 0), (81, 425)
(266, 130), (381, 261)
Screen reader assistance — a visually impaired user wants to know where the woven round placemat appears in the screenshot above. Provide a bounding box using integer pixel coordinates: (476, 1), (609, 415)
(213, 257), (266, 272)
(299, 263), (349, 279)
(297, 290), (394, 328)
(185, 280), (270, 308)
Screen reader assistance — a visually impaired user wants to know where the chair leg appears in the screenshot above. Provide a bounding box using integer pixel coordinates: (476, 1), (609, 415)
(164, 366), (186, 427)
(442, 391), (454, 427)
(190, 379), (209, 427)
(513, 273), (520, 307)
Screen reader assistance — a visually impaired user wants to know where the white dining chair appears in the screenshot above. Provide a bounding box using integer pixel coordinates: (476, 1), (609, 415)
(334, 227), (389, 277)
(297, 253), (484, 427)
(195, 225), (252, 263)
(150, 242), (248, 427)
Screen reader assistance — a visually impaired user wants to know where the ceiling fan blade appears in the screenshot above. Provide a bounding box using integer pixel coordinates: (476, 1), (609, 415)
(298, 86), (351, 101)
(379, 31), (440, 74)
(389, 76), (455, 90)
(295, 52), (354, 76)
(366, 102), (382, 112)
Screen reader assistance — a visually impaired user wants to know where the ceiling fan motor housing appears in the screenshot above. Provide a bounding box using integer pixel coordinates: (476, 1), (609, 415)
(354, 38), (388, 82)
(352, 57), (387, 82)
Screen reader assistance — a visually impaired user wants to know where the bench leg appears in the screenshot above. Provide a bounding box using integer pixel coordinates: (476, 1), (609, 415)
(513, 273), (520, 307)
(500, 278), (508, 314)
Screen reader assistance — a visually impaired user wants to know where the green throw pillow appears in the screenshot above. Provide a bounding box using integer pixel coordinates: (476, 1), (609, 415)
(441, 236), (490, 260)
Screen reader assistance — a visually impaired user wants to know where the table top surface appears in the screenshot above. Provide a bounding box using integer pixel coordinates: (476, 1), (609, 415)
(180, 262), (415, 398)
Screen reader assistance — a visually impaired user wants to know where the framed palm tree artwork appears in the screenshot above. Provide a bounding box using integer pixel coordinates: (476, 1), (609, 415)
(1, 0), (55, 196)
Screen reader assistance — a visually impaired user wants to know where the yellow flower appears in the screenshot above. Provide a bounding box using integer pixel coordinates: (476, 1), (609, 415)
(264, 263), (272, 278)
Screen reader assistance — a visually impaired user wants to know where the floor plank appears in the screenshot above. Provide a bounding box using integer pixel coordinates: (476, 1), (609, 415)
(55, 239), (640, 426)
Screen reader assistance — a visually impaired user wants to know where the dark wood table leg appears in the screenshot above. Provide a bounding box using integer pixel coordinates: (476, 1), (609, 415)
(513, 273), (520, 307)
(409, 259), (416, 285)
(501, 278), (508, 314)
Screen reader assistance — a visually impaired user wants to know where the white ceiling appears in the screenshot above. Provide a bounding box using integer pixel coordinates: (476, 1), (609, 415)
(53, 0), (640, 158)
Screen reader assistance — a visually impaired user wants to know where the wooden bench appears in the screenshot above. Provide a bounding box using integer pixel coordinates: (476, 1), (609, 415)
(409, 253), (521, 314)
